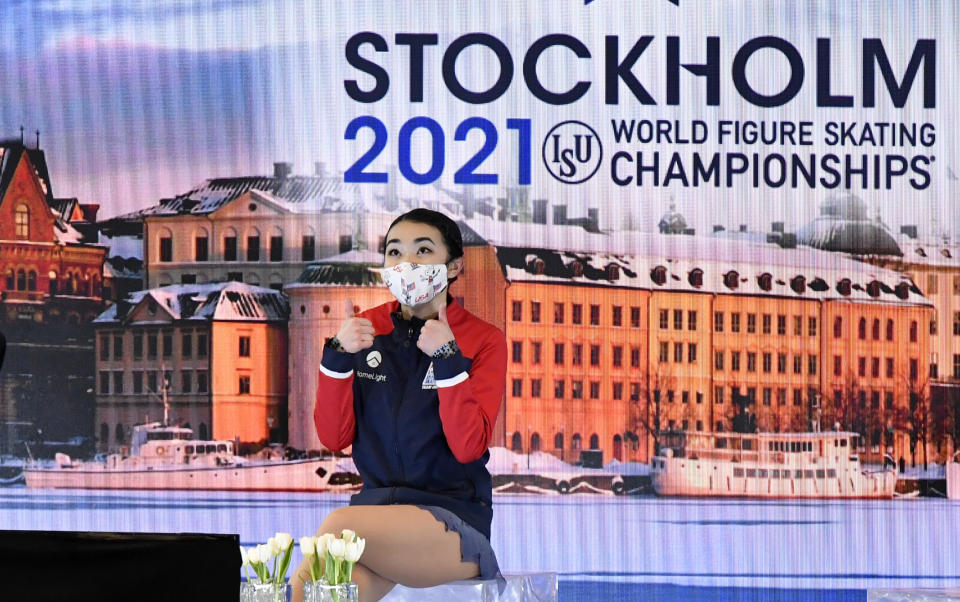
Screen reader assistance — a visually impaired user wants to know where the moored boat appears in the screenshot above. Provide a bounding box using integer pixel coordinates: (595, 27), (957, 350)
(651, 430), (897, 499)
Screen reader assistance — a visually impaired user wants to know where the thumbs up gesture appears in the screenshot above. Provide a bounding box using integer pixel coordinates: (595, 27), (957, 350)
(418, 303), (456, 357)
(334, 299), (375, 353)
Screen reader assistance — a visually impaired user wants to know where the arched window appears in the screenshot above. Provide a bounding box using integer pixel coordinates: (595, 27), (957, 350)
(100, 423), (109, 447)
(530, 432), (541, 451)
(571, 433), (582, 451)
(872, 319), (880, 340)
(689, 268), (704, 288)
(833, 316), (843, 338)
(115, 424), (125, 445)
(194, 227), (209, 262)
(27, 270), (37, 291)
(886, 319), (894, 341)
(790, 276), (806, 294)
(723, 271), (739, 290)
(511, 432), (522, 452)
(612, 434), (623, 461)
(158, 227), (174, 263)
(199, 423), (209, 440)
(554, 432), (564, 450)
(16, 269), (26, 291)
(5, 269), (14, 290)
(757, 273), (772, 291)
(15, 204), (29, 238)
(589, 433), (600, 449)
(836, 278), (852, 296)
(910, 320), (918, 343)
(858, 318), (866, 339)
(48, 271), (58, 295)
(650, 266), (667, 285)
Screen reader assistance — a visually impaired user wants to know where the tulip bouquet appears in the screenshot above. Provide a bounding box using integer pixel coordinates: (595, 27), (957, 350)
(299, 530), (365, 601)
(240, 532), (296, 601)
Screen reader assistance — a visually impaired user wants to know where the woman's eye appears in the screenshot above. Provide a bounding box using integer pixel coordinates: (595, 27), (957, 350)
(418, 247), (432, 255)
(386, 249), (399, 256)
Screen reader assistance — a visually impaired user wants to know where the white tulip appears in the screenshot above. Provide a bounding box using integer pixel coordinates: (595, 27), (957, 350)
(247, 546), (261, 565)
(344, 538), (365, 563)
(299, 536), (316, 557)
(275, 532), (294, 551)
(266, 537), (280, 557)
(257, 544), (271, 563)
(240, 546), (250, 566)
(316, 533), (335, 557)
(340, 528), (356, 542)
(327, 538), (346, 560)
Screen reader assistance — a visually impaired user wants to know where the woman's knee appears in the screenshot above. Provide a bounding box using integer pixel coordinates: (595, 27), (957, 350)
(315, 505), (360, 536)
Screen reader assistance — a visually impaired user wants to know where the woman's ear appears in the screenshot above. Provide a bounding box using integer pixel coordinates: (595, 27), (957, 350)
(447, 257), (464, 280)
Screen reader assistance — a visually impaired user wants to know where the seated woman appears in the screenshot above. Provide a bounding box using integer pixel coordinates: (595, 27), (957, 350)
(291, 209), (507, 602)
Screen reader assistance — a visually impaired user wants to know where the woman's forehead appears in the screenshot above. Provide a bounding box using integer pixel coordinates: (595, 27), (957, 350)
(385, 220), (443, 244)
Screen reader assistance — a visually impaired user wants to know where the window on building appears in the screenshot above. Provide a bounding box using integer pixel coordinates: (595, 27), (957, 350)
(554, 343), (565, 365)
(927, 274), (938, 294)
(688, 343), (697, 363)
(239, 336), (251, 358)
(885, 319), (894, 341)
(239, 375), (251, 395)
(589, 381), (600, 399)
(747, 352), (756, 372)
(762, 387), (772, 406)
(793, 355), (802, 374)
(714, 386), (724, 404)
(931, 319), (938, 335)
(301, 235), (315, 262)
(630, 307), (641, 328)
(793, 316), (802, 336)
(159, 236), (172, 262)
(269, 236), (283, 262)
(834, 355), (842, 376)
(715, 350), (724, 371)
(777, 315), (787, 335)
(630, 347), (640, 368)
(762, 314), (772, 334)
(731, 313), (740, 333)
(762, 352), (772, 373)
(511, 341), (523, 363)
(667, 390), (675, 403)
(687, 310), (697, 331)
(794, 388), (803, 406)
(858, 357), (867, 377)
(132, 371), (143, 394)
(714, 311), (724, 332)
(674, 343), (684, 363)
(591, 344), (601, 366)
(99, 334), (110, 362)
(659, 342), (669, 363)
(531, 341), (541, 364)
(630, 382), (641, 402)
(14, 204), (29, 238)
(511, 300), (522, 322)
(681, 391), (689, 404)
(859, 318), (867, 339)
(809, 355), (817, 376)
(885, 391), (894, 410)
(113, 371), (124, 394)
(162, 331), (173, 358)
(871, 390), (880, 409)
(180, 370), (191, 394)
(808, 316), (817, 337)
(953, 355), (960, 380)
(885, 357), (894, 379)
(869, 357), (879, 378)
(659, 309), (669, 330)
(530, 302), (541, 323)
(147, 333), (158, 360)
(530, 378), (542, 398)
(871, 319), (880, 340)
(612, 382), (623, 400)
(112, 334), (123, 360)
(195, 236), (208, 262)
(572, 304), (582, 324)
(778, 353), (787, 374)
(910, 320), (918, 343)
(180, 332), (192, 359)
(778, 388), (787, 406)
(590, 304), (600, 326)
(834, 316), (843, 338)
(197, 371), (209, 393)
(553, 302), (565, 324)
(227, 271), (243, 282)
(910, 358), (918, 380)
(224, 236), (238, 261)
(572, 343), (582, 365)
(247, 236), (260, 261)
(571, 380), (583, 399)
(731, 351), (741, 371)
(511, 379), (523, 397)
(613, 306), (623, 327)
(99, 371), (109, 394)
(147, 371), (158, 393)
(612, 345), (623, 367)
(197, 332), (208, 358)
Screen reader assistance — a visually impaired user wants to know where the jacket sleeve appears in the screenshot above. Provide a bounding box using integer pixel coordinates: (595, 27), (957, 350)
(314, 344), (357, 452)
(431, 329), (507, 464)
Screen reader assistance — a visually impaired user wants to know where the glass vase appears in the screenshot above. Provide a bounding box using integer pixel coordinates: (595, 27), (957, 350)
(240, 581), (291, 602)
(302, 580), (359, 602)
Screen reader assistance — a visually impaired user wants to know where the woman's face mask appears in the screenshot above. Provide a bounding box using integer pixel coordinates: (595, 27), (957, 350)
(377, 262), (448, 306)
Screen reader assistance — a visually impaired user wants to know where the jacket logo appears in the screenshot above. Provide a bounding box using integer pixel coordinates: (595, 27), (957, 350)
(422, 363), (437, 390)
(366, 351), (382, 368)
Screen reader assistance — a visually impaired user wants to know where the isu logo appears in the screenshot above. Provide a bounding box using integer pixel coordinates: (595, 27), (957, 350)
(542, 120), (602, 184)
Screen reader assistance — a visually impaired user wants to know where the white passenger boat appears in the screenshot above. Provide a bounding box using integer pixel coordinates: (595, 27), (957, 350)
(651, 431), (897, 499)
(24, 422), (345, 492)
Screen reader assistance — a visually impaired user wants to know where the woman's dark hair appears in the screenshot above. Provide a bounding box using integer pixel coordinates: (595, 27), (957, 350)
(386, 208), (464, 260)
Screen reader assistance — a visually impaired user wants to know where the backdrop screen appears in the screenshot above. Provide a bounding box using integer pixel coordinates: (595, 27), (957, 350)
(1, 2), (958, 600)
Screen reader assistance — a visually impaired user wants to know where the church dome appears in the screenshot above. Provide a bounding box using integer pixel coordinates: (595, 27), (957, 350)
(797, 194), (901, 256)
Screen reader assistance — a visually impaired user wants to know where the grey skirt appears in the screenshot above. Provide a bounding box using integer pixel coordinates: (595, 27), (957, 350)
(416, 504), (506, 594)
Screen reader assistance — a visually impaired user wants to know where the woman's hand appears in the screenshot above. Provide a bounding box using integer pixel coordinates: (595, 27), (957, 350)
(334, 299), (375, 353)
(418, 304), (456, 357)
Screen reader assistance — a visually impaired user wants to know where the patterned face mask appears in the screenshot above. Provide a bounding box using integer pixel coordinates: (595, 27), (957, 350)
(376, 262), (448, 306)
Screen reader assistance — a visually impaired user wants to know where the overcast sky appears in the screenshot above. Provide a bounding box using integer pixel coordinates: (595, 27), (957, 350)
(0, 0), (956, 238)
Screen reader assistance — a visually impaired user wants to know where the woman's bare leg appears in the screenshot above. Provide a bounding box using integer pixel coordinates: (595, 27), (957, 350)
(290, 504), (479, 602)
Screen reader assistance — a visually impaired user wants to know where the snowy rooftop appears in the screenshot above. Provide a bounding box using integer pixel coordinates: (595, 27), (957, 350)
(95, 281), (289, 324)
(892, 236), (960, 269)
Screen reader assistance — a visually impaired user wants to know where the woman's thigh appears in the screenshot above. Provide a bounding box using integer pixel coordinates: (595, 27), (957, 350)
(318, 504), (479, 588)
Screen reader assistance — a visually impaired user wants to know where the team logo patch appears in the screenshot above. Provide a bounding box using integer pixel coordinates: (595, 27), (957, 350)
(422, 362), (437, 389)
(366, 350), (382, 368)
